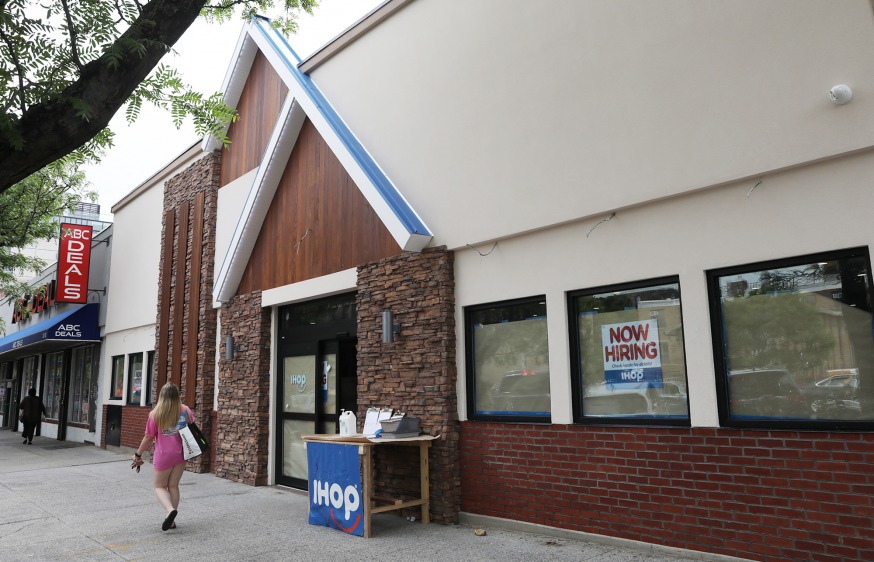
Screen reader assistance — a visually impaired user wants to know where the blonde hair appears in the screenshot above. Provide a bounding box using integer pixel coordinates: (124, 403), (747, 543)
(151, 383), (182, 431)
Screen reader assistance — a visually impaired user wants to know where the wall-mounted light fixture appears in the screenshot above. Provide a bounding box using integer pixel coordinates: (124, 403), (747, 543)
(382, 310), (400, 343)
(225, 334), (241, 360)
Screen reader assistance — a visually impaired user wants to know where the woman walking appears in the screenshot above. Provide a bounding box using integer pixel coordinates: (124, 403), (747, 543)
(131, 382), (195, 531)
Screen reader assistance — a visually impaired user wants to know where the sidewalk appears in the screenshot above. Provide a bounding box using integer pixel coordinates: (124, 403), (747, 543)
(0, 430), (721, 562)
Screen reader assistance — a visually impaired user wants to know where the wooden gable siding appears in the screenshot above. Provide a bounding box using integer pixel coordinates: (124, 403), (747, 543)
(219, 51), (289, 187)
(237, 118), (401, 294)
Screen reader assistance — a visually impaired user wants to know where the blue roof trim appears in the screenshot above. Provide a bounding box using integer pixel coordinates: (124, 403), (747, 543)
(0, 304), (100, 355)
(252, 18), (431, 237)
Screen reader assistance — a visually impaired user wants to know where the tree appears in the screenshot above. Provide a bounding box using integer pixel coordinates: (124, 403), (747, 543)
(0, 155), (95, 333)
(0, 0), (316, 195)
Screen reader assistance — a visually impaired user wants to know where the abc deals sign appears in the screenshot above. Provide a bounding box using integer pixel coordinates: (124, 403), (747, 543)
(601, 319), (663, 385)
(57, 223), (93, 304)
(307, 442), (363, 536)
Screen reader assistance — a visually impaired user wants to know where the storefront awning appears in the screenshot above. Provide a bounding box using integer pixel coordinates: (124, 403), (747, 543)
(0, 303), (100, 360)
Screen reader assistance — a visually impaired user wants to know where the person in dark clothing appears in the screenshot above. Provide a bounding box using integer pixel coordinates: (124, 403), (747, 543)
(19, 388), (46, 444)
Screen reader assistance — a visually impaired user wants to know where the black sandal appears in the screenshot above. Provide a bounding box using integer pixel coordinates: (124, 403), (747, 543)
(161, 510), (177, 531)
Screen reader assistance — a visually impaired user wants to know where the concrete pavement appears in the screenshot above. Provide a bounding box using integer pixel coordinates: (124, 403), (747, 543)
(0, 430), (739, 562)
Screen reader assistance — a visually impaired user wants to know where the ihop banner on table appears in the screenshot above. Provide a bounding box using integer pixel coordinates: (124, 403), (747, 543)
(601, 319), (663, 385)
(307, 442), (363, 536)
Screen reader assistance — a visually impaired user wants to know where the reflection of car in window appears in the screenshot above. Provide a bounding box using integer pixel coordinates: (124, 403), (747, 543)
(727, 369), (807, 419)
(583, 381), (688, 417)
(488, 368), (550, 413)
(805, 370), (861, 418)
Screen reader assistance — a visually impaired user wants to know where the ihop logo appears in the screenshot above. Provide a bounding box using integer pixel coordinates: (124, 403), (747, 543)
(290, 374), (307, 393)
(312, 479), (361, 533)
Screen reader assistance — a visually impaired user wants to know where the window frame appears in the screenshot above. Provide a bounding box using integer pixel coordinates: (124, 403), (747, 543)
(568, 275), (691, 427)
(109, 355), (124, 401)
(145, 350), (155, 406)
(707, 246), (874, 430)
(464, 295), (551, 423)
(69, 345), (97, 427)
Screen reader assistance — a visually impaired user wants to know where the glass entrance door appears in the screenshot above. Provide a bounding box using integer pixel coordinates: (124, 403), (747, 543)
(277, 341), (340, 488)
(275, 293), (357, 490)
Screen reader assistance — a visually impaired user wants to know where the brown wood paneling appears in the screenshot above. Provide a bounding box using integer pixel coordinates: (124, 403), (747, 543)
(184, 193), (204, 405)
(237, 118), (401, 295)
(172, 202), (189, 388)
(219, 51), (289, 187)
(157, 210), (175, 390)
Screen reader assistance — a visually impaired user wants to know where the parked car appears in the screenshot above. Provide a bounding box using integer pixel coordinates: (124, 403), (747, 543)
(488, 368), (550, 413)
(727, 368), (808, 419)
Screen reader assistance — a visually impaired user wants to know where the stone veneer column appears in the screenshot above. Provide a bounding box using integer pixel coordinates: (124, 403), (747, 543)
(214, 291), (272, 485)
(356, 247), (460, 524)
(155, 151), (219, 473)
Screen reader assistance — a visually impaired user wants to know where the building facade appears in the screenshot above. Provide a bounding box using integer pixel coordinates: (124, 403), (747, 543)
(0, 221), (112, 444)
(98, 2), (874, 561)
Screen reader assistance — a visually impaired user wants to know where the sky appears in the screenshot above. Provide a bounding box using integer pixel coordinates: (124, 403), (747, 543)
(85, 0), (383, 213)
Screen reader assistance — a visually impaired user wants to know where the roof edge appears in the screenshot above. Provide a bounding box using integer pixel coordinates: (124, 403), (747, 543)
(298, 0), (413, 73)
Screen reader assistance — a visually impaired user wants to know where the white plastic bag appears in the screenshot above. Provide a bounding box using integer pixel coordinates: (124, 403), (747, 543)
(180, 425), (202, 460)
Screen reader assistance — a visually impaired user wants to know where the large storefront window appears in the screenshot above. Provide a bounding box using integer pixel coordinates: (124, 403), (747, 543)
(708, 248), (874, 428)
(44, 352), (64, 419)
(70, 346), (96, 426)
(109, 355), (124, 400)
(127, 353), (143, 405)
(20, 356), (37, 397)
(465, 297), (550, 421)
(568, 277), (690, 425)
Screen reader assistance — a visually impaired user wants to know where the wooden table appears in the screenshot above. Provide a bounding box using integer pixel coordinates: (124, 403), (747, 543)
(302, 434), (437, 538)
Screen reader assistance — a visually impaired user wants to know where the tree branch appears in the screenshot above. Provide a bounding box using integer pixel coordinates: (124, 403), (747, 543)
(60, 0), (84, 71)
(0, 0), (209, 194)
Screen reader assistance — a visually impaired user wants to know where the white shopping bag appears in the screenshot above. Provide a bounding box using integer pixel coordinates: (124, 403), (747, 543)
(179, 425), (202, 460)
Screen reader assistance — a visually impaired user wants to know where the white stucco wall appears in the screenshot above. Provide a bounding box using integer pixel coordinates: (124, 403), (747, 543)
(309, 0), (874, 249)
(103, 146), (204, 409)
(454, 149), (874, 425)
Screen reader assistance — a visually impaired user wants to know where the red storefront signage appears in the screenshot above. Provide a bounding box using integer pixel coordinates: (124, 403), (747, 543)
(56, 223), (92, 303)
(11, 280), (57, 324)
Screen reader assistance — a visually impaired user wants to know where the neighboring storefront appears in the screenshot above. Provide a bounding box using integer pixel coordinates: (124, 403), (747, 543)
(0, 222), (112, 443)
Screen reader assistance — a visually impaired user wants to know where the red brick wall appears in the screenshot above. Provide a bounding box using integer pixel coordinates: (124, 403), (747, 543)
(461, 422), (874, 562)
(120, 406), (151, 449)
(100, 404), (151, 450)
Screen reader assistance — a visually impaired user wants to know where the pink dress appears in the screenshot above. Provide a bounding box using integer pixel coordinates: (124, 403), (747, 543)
(145, 405), (195, 472)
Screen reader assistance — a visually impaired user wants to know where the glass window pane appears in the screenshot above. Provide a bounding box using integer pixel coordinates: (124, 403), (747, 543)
(109, 355), (123, 400)
(322, 353), (337, 415)
(284, 355), (316, 414)
(68, 346), (95, 425)
(572, 280), (689, 419)
(468, 298), (550, 418)
(127, 353), (143, 405)
(713, 252), (874, 422)
(21, 356), (37, 400)
(44, 353), (64, 419)
(282, 419), (311, 481)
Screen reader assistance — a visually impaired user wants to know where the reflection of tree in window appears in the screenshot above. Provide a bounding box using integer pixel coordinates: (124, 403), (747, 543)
(471, 300), (550, 414)
(721, 256), (874, 393)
